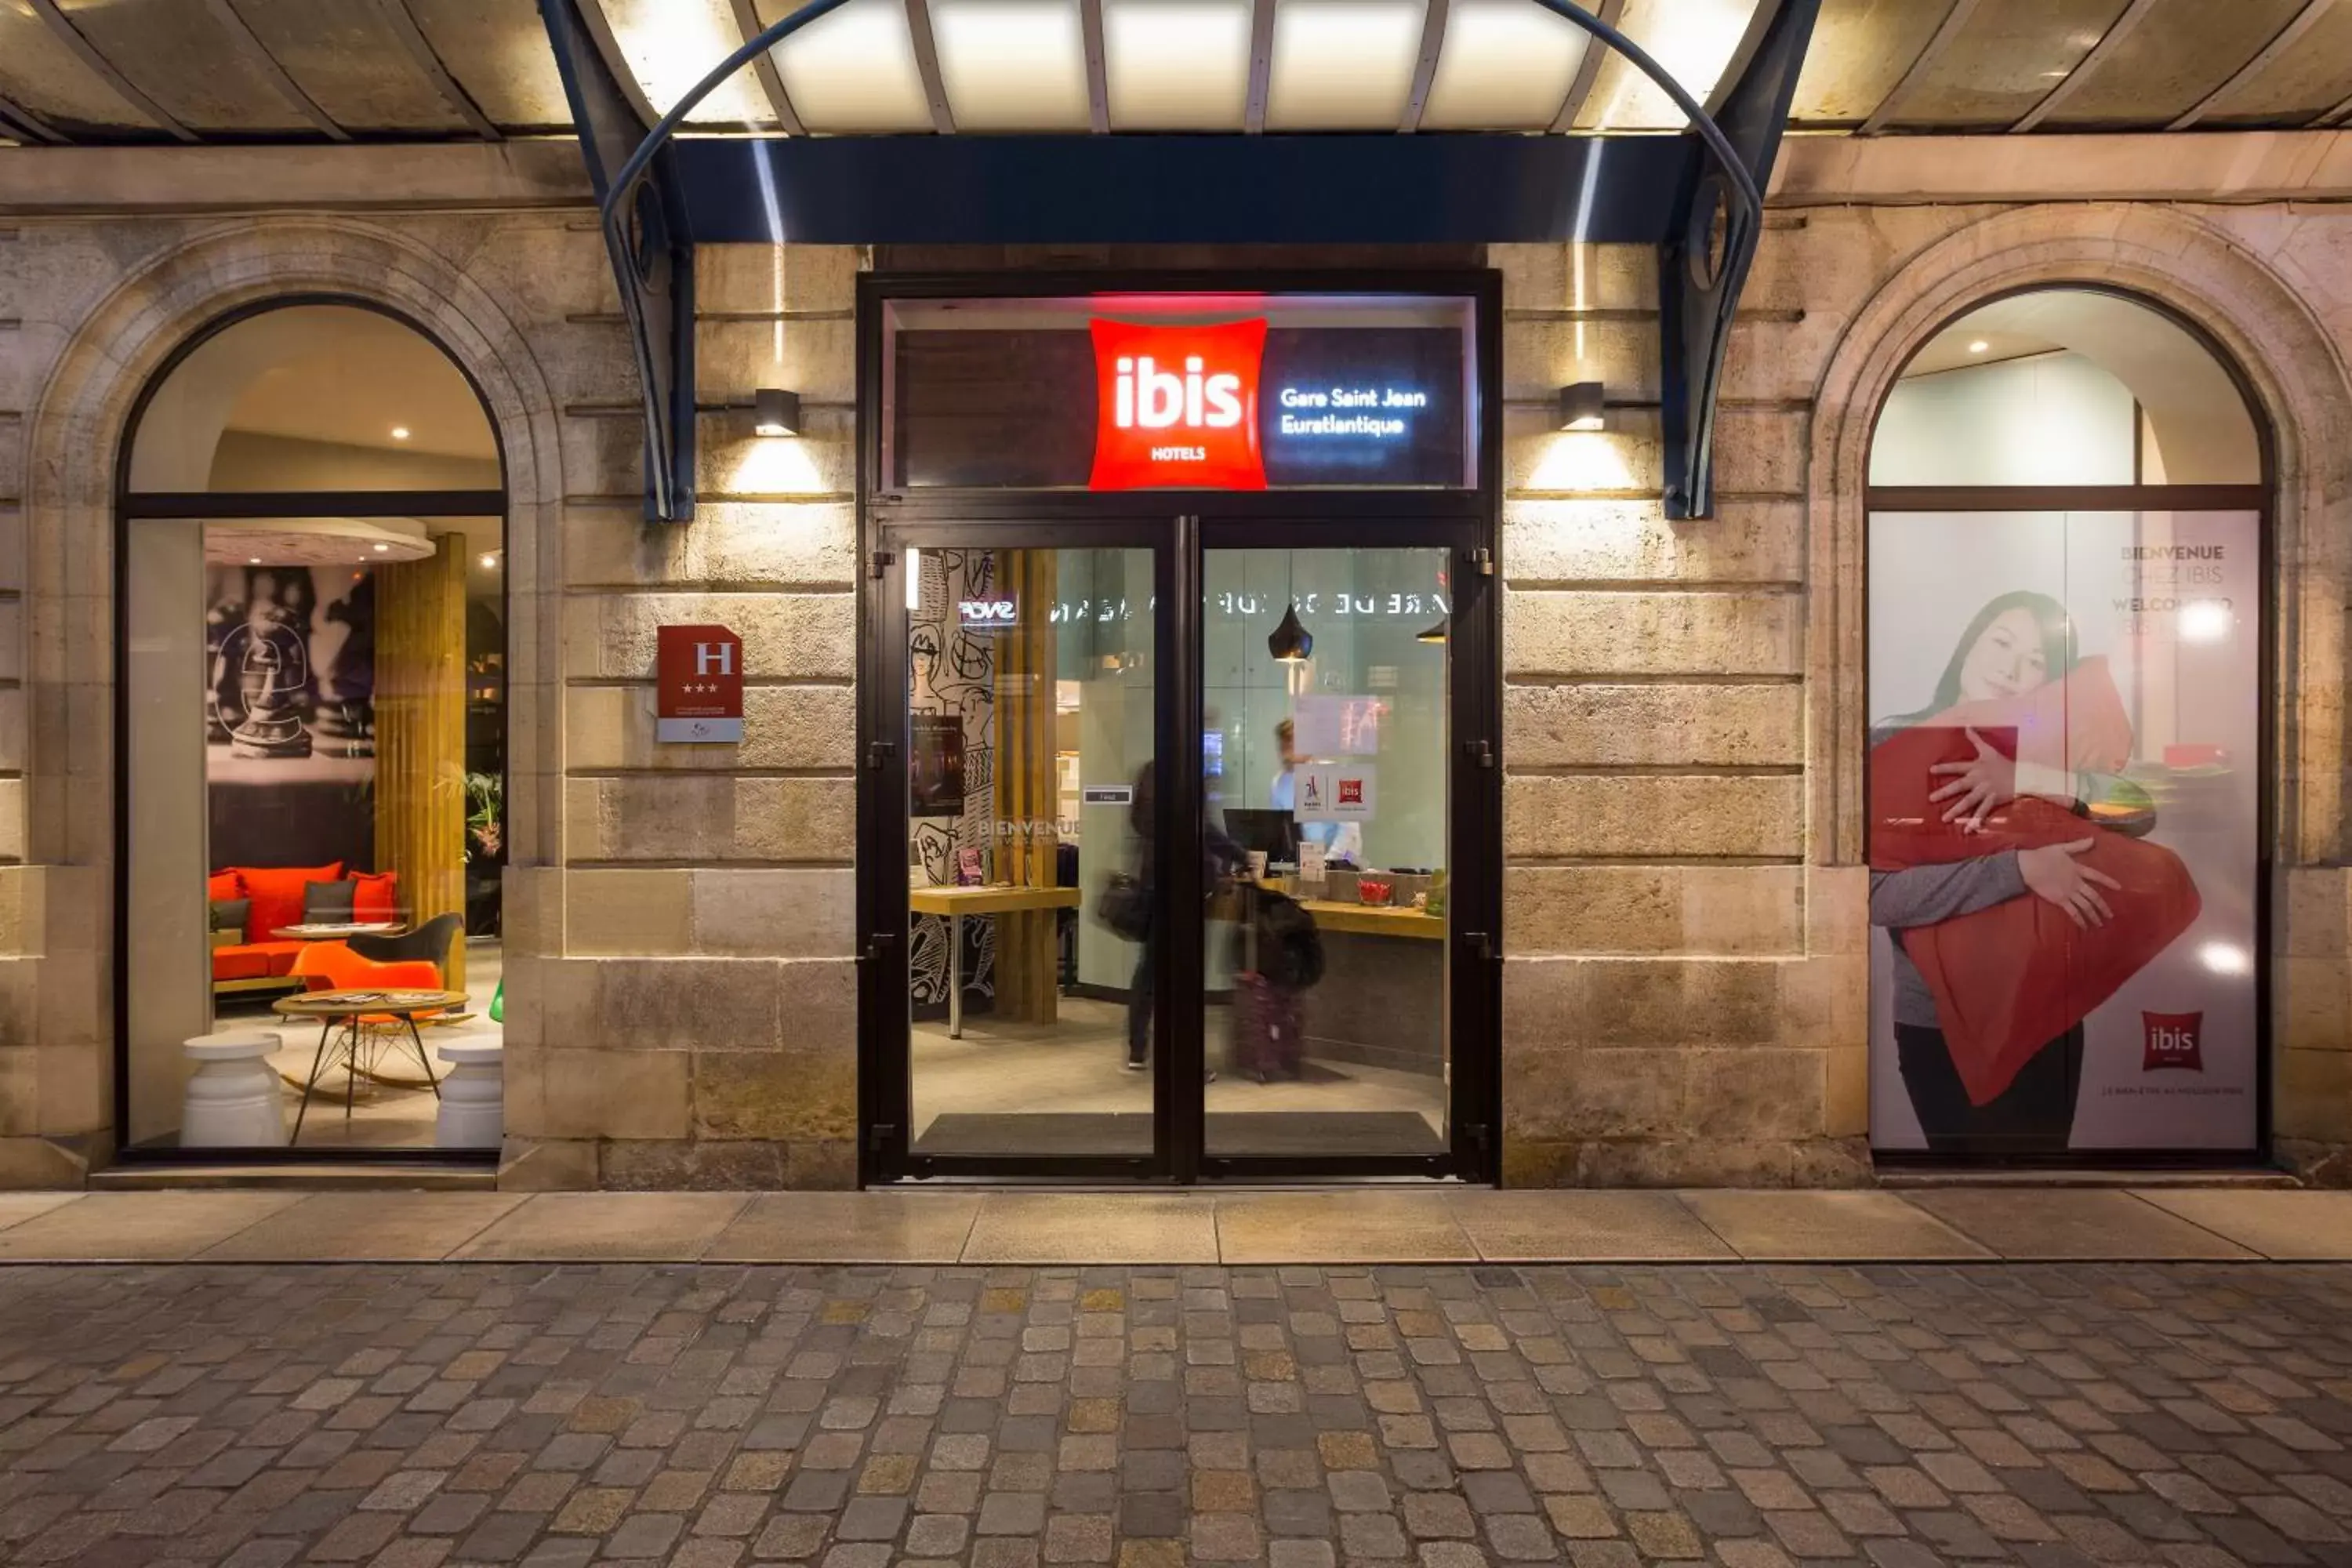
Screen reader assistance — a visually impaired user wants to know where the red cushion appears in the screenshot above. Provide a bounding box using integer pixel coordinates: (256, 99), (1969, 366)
(211, 946), (271, 982)
(350, 871), (399, 924)
(206, 871), (245, 903)
(232, 863), (344, 943)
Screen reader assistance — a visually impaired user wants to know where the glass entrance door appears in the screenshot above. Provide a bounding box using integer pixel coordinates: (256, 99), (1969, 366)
(1199, 541), (1458, 1162)
(861, 514), (1496, 1183)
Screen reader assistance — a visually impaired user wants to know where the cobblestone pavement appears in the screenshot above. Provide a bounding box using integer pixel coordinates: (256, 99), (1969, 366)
(5, 1265), (2352, 1568)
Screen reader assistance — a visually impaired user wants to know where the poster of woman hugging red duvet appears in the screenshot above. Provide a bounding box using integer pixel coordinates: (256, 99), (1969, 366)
(1866, 509), (2261, 1155)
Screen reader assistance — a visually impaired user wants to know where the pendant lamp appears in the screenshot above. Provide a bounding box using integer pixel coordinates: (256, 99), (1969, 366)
(1268, 603), (1312, 662)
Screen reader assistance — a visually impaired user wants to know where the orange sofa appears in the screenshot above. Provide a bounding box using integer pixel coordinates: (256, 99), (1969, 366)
(209, 865), (400, 996)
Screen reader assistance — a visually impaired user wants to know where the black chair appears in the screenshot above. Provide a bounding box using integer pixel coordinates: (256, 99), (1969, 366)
(349, 912), (464, 979)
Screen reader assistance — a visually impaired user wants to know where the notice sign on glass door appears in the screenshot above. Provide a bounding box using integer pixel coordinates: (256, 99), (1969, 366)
(656, 624), (744, 743)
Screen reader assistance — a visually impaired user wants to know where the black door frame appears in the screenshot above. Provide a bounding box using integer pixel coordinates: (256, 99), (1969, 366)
(855, 269), (1504, 1186)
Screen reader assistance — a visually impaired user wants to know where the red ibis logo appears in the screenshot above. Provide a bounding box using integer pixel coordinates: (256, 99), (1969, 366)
(1089, 317), (1267, 491)
(2142, 1011), (2205, 1073)
(1338, 778), (1365, 807)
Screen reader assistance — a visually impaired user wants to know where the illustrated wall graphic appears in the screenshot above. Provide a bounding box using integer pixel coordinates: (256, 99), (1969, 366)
(907, 547), (1002, 1016)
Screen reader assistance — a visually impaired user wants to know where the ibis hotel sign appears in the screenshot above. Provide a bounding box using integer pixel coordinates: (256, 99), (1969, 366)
(884, 292), (1475, 492)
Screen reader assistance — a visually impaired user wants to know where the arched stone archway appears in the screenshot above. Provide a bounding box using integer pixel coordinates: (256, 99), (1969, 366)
(1802, 202), (2352, 1180)
(3, 217), (565, 1181)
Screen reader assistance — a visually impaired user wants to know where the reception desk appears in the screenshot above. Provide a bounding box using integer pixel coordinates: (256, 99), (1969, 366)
(1219, 883), (1446, 1078)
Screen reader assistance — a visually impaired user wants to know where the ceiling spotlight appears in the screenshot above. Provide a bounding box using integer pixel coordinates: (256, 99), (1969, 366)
(1416, 620), (1447, 645)
(753, 387), (800, 437)
(1556, 380), (1606, 432)
(1967, 339), (1989, 354)
(372, 543), (390, 553)
(247, 557), (260, 565)
(480, 553), (499, 570)
(1268, 603), (1312, 663)
(390, 426), (411, 441)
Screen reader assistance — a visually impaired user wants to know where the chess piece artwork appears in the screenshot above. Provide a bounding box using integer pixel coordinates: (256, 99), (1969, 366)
(223, 609), (313, 760)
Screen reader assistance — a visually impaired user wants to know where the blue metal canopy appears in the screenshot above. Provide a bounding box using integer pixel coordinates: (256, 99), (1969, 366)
(539, 0), (1822, 524)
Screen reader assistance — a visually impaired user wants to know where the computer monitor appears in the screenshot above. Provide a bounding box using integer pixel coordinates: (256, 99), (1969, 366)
(1222, 808), (1300, 864)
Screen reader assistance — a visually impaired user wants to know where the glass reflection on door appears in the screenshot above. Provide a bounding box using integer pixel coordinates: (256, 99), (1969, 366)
(905, 545), (1160, 1157)
(1201, 547), (1450, 1158)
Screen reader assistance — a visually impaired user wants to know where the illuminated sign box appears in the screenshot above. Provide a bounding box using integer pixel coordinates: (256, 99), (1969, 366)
(883, 292), (1476, 492)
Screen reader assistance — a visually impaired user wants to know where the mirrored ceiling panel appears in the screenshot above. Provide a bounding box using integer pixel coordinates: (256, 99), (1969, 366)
(52, 0), (310, 132)
(1884, 0), (2129, 128)
(0, 0), (156, 133)
(1575, 0), (1762, 130)
(1104, 0), (1253, 129)
(2041, 0), (2308, 128)
(405, 0), (574, 129)
(768, 0), (935, 132)
(931, 0), (1092, 131)
(228, 0), (465, 132)
(1421, 0), (1584, 129)
(1785, 0), (1947, 125)
(2190, 4), (2352, 125)
(604, 0), (776, 126)
(1265, 0), (1425, 129)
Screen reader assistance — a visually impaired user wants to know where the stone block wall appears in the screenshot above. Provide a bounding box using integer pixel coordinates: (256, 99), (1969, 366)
(1491, 236), (1867, 1187)
(502, 241), (864, 1190)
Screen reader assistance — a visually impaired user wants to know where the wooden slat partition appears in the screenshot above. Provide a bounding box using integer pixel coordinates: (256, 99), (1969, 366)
(374, 532), (468, 992)
(991, 549), (1060, 1022)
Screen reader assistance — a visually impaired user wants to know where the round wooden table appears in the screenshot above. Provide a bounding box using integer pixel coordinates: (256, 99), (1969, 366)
(270, 922), (407, 942)
(272, 988), (467, 1142)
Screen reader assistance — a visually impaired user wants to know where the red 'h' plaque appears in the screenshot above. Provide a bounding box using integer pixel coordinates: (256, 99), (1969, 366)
(657, 624), (744, 744)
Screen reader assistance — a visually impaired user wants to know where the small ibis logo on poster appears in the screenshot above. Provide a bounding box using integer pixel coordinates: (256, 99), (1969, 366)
(1338, 777), (1365, 808)
(2142, 1011), (2205, 1073)
(1088, 317), (1268, 491)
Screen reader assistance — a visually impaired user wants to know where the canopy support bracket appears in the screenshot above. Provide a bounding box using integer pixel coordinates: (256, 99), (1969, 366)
(542, 0), (700, 523)
(1657, 0), (1819, 518)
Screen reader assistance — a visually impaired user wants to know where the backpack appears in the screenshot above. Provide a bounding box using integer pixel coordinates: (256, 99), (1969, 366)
(1252, 889), (1324, 991)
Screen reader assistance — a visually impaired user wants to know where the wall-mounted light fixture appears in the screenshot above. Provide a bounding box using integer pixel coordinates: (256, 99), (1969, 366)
(1268, 604), (1313, 662)
(753, 387), (800, 437)
(1556, 380), (1606, 432)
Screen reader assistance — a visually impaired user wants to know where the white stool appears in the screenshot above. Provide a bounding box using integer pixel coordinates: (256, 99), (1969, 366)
(434, 1040), (504, 1149)
(181, 1031), (289, 1148)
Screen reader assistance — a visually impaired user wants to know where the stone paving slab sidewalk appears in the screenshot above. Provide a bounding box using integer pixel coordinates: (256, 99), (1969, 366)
(5, 1258), (2352, 1568)
(0, 1188), (2349, 1266)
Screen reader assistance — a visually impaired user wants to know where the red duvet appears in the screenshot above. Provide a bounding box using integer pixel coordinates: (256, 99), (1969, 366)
(1869, 659), (2201, 1105)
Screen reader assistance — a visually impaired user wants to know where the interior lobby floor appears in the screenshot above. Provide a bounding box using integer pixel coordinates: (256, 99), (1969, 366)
(202, 940), (505, 1152)
(911, 996), (1446, 1157)
(0, 1185), (2347, 1265)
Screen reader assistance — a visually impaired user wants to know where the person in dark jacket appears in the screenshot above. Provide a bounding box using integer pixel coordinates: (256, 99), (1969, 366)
(1123, 758), (1245, 1073)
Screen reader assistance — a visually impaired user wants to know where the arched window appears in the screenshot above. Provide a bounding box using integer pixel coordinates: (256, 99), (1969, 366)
(1864, 288), (2266, 1163)
(118, 302), (507, 1159)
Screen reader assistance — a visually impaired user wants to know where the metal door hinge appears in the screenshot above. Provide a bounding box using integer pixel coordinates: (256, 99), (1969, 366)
(1463, 1123), (1492, 1153)
(860, 931), (898, 963)
(1463, 739), (1494, 769)
(1461, 931), (1494, 962)
(866, 1123), (898, 1152)
(866, 741), (895, 770)
(869, 549), (897, 579)
(1464, 546), (1494, 576)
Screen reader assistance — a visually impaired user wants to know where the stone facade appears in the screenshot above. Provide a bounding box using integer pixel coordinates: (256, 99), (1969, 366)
(0, 147), (2348, 1188)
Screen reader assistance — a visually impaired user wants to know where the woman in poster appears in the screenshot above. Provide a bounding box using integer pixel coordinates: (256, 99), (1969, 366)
(1869, 590), (2143, 1154)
